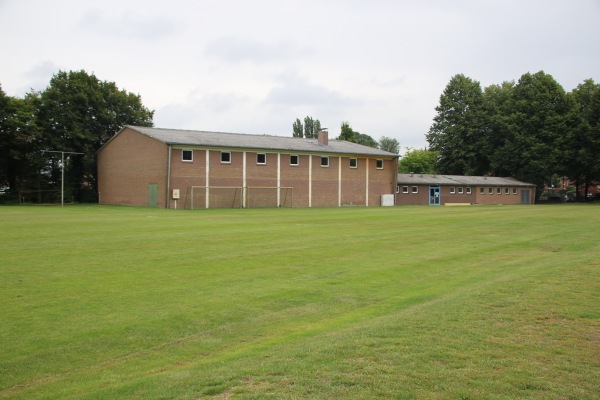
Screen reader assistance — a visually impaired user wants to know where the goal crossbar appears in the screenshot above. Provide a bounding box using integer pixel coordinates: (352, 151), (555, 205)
(185, 186), (293, 209)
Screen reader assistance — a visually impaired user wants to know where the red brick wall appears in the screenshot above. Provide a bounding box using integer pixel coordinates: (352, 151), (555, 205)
(395, 183), (535, 205)
(440, 186), (476, 204)
(473, 186), (534, 205)
(99, 133), (398, 208)
(310, 155), (339, 207)
(367, 158), (396, 206)
(395, 184), (430, 205)
(280, 154), (310, 207)
(97, 128), (168, 207)
(169, 148), (206, 209)
(340, 157), (367, 206)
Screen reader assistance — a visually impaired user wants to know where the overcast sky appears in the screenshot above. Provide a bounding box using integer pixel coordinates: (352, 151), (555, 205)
(1, 0), (598, 151)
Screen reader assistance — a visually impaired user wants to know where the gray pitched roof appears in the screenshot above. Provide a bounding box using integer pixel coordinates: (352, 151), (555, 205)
(397, 174), (535, 187)
(122, 125), (398, 157)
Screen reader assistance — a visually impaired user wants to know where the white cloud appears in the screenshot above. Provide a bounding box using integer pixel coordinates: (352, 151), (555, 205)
(265, 73), (362, 108)
(205, 37), (309, 63)
(0, 0), (598, 150)
(80, 8), (179, 41)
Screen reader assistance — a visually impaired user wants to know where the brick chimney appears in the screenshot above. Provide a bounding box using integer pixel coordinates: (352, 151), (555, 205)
(317, 129), (328, 145)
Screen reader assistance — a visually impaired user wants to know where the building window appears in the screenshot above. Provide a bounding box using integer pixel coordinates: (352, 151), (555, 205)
(403, 186), (409, 194)
(349, 158), (357, 168)
(290, 155), (298, 166)
(182, 149), (193, 162)
(221, 152), (231, 163)
(257, 153), (266, 165)
(505, 187), (510, 195)
(412, 186), (418, 194)
(513, 187), (518, 195)
(480, 187), (485, 194)
(488, 187), (494, 194)
(321, 156), (329, 167)
(458, 187), (464, 194)
(450, 187), (456, 194)
(497, 187), (502, 195)
(396, 185), (400, 194)
(466, 187), (472, 194)
(376, 159), (384, 169)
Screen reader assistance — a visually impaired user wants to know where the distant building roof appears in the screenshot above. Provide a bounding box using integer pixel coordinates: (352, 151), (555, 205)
(397, 174), (535, 187)
(114, 125), (399, 158)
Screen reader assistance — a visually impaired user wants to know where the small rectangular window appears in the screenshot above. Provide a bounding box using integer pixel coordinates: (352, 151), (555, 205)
(497, 187), (502, 195)
(466, 187), (472, 194)
(412, 186), (418, 194)
(396, 185), (400, 194)
(458, 187), (464, 194)
(182, 149), (193, 162)
(450, 187), (456, 194)
(349, 158), (357, 168)
(403, 186), (409, 194)
(257, 153), (266, 165)
(376, 159), (384, 169)
(480, 187), (485, 195)
(290, 155), (298, 166)
(513, 187), (518, 195)
(505, 187), (510, 195)
(221, 152), (231, 163)
(488, 187), (494, 194)
(321, 156), (329, 167)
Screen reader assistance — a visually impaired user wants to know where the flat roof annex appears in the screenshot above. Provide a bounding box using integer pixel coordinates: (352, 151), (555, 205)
(397, 174), (535, 187)
(106, 125), (399, 158)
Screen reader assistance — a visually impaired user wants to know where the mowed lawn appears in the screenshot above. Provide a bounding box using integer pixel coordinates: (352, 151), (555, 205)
(1, 204), (599, 399)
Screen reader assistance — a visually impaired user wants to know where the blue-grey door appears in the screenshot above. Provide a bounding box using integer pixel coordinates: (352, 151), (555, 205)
(520, 189), (530, 204)
(429, 185), (440, 206)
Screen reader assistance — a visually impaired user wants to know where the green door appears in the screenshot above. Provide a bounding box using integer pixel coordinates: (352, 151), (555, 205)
(148, 184), (158, 207)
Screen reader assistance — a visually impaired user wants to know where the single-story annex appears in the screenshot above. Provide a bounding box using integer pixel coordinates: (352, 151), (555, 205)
(395, 174), (536, 206)
(97, 126), (399, 209)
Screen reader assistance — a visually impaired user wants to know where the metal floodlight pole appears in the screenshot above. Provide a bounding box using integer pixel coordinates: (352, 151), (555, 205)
(43, 150), (84, 207)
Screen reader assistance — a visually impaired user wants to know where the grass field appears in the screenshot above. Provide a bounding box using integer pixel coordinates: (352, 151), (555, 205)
(1, 204), (599, 399)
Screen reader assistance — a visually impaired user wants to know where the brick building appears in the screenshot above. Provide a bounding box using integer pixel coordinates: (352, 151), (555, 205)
(97, 126), (399, 208)
(395, 174), (536, 206)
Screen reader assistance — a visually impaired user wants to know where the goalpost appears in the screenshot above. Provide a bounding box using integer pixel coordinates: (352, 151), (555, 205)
(185, 186), (243, 209)
(246, 186), (293, 208)
(184, 186), (293, 209)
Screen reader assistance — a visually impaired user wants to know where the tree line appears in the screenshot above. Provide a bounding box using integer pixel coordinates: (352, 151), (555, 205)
(0, 70), (154, 203)
(292, 116), (400, 154)
(426, 72), (600, 200)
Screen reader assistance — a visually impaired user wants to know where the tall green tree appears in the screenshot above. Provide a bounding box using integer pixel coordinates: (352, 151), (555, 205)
(36, 70), (154, 201)
(378, 136), (400, 154)
(398, 148), (439, 174)
(0, 87), (43, 198)
(483, 81), (515, 176)
(426, 74), (487, 175)
(303, 116), (321, 138)
(337, 121), (378, 148)
(563, 79), (600, 200)
(292, 118), (303, 137)
(492, 71), (577, 196)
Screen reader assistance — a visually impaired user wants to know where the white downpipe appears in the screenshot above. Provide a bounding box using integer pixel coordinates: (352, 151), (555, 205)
(309, 155), (312, 208)
(365, 158), (369, 207)
(243, 151), (247, 208)
(338, 156), (342, 207)
(205, 149), (210, 209)
(277, 153), (281, 207)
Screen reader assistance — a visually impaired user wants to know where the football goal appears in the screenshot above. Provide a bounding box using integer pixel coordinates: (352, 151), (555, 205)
(184, 186), (293, 209)
(246, 186), (293, 208)
(185, 186), (243, 209)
